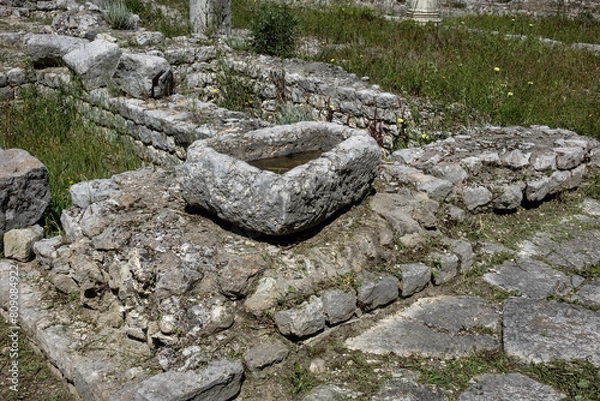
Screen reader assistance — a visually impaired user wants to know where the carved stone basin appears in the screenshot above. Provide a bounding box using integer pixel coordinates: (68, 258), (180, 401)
(177, 121), (381, 235)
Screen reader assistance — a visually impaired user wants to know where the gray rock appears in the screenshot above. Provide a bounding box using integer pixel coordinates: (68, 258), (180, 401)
(135, 360), (244, 401)
(92, 224), (131, 250)
(444, 239), (476, 273)
(483, 257), (577, 299)
(48, 271), (80, 294)
(185, 297), (234, 337)
(346, 296), (499, 358)
(398, 263), (431, 297)
(62, 39), (122, 90)
(357, 273), (399, 310)
(274, 295), (325, 338)
(244, 277), (284, 316)
(463, 186), (492, 210)
(178, 122), (380, 235)
(135, 31), (165, 46)
(32, 235), (64, 264)
(391, 148), (424, 165)
(244, 337), (289, 374)
(574, 278), (600, 306)
(113, 53), (174, 99)
(217, 254), (265, 299)
(27, 34), (88, 67)
(430, 162), (468, 184)
(503, 298), (600, 367)
(554, 146), (584, 170)
(532, 152), (557, 171)
(500, 149), (530, 169)
(493, 184), (524, 211)
(3, 225), (44, 262)
(373, 378), (448, 401)
(370, 192), (423, 237)
(525, 176), (551, 202)
(0, 149), (51, 234)
(69, 178), (120, 209)
(60, 208), (84, 242)
(0, 261), (17, 308)
(7, 68), (27, 86)
(322, 289), (356, 325)
(79, 202), (114, 239)
(416, 176), (454, 202)
(459, 373), (565, 401)
(428, 251), (459, 285)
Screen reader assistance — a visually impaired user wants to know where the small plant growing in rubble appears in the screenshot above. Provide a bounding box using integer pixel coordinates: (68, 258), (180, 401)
(250, 2), (298, 58)
(104, 1), (135, 30)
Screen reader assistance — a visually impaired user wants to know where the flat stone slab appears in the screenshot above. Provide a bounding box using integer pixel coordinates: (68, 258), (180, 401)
(346, 296), (499, 358)
(574, 277), (600, 306)
(459, 373), (565, 401)
(483, 257), (580, 299)
(373, 378), (448, 401)
(503, 298), (600, 367)
(178, 121), (381, 235)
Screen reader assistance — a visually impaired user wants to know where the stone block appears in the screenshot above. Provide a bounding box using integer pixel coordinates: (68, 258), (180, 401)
(113, 52), (174, 99)
(399, 263), (431, 297)
(357, 273), (399, 310)
(321, 289), (356, 325)
(274, 295), (325, 338)
(62, 39), (122, 90)
(3, 225), (43, 262)
(0, 149), (51, 234)
(27, 34), (88, 67)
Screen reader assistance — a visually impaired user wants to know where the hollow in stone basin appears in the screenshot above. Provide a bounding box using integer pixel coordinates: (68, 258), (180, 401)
(177, 121), (381, 235)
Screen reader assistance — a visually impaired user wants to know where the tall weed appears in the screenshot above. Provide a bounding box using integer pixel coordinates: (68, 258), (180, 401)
(1, 87), (140, 234)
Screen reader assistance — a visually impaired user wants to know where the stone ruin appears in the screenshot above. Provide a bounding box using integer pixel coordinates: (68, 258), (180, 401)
(1, 1), (600, 400)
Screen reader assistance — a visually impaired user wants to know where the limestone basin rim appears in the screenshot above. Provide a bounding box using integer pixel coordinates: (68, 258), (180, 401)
(177, 122), (382, 235)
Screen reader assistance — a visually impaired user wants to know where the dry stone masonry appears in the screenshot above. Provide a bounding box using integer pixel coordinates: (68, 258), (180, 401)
(1, 1), (600, 400)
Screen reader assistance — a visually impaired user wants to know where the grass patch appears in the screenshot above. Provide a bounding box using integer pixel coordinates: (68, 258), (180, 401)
(1, 86), (140, 235)
(124, 0), (190, 37)
(103, 1), (135, 30)
(233, 1), (600, 141)
(0, 317), (76, 400)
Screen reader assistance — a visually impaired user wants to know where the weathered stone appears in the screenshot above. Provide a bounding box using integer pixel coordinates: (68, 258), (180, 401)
(554, 146), (584, 170)
(274, 295), (325, 338)
(574, 278), (600, 306)
(48, 271), (80, 295)
(483, 257), (577, 299)
(443, 239), (476, 273)
(582, 198), (600, 216)
(190, 0), (232, 35)
(244, 277), (284, 315)
(346, 296), (499, 358)
(60, 208), (84, 242)
(428, 251), (459, 285)
(27, 34), (88, 67)
(62, 39), (122, 90)
(217, 254), (264, 299)
(459, 373), (565, 401)
(135, 31), (165, 46)
(500, 149), (530, 169)
(525, 176), (551, 202)
(113, 53), (174, 99)
(185, 297), (234, 337)
(503, 298), (600, 367)
(69, 178), (120, 209)
(492, 184), (524, 210)
(321, 289), (356, 325)
(373, 378), (448, 401)
(3, 225), (44, 262)
(244, 338), (289, 374)
(178, 122), (380, 235)
(532, 152), (557, 171)
(357, 273), (399, 310)
(430, 162), (468, 184)
(462, 186), (492, 210)
(391, 148), (424, 165)
(0, 149), (51, 234)
(135, 360), (244, 401)
(398, 263), (431, 297)
(7, 67), (27, 86)
(92, 224), (131, 250)
(370, 192), (423, 237)
(79, 201), (114, 239)
(32, 235), (64, 264)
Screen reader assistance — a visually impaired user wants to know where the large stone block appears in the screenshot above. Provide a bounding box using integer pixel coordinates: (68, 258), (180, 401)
(0, 149), (51, 235)
(177, 122), (381, 235)
(62, 39), (122, 90)
(27, 34), (88, 67)
(113, 53), (174, 99)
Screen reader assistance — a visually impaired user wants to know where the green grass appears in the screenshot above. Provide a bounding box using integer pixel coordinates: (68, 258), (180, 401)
(1, 86), (141, 235)
(232, 1), (600, 141)
(124, 0), (190, 37)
